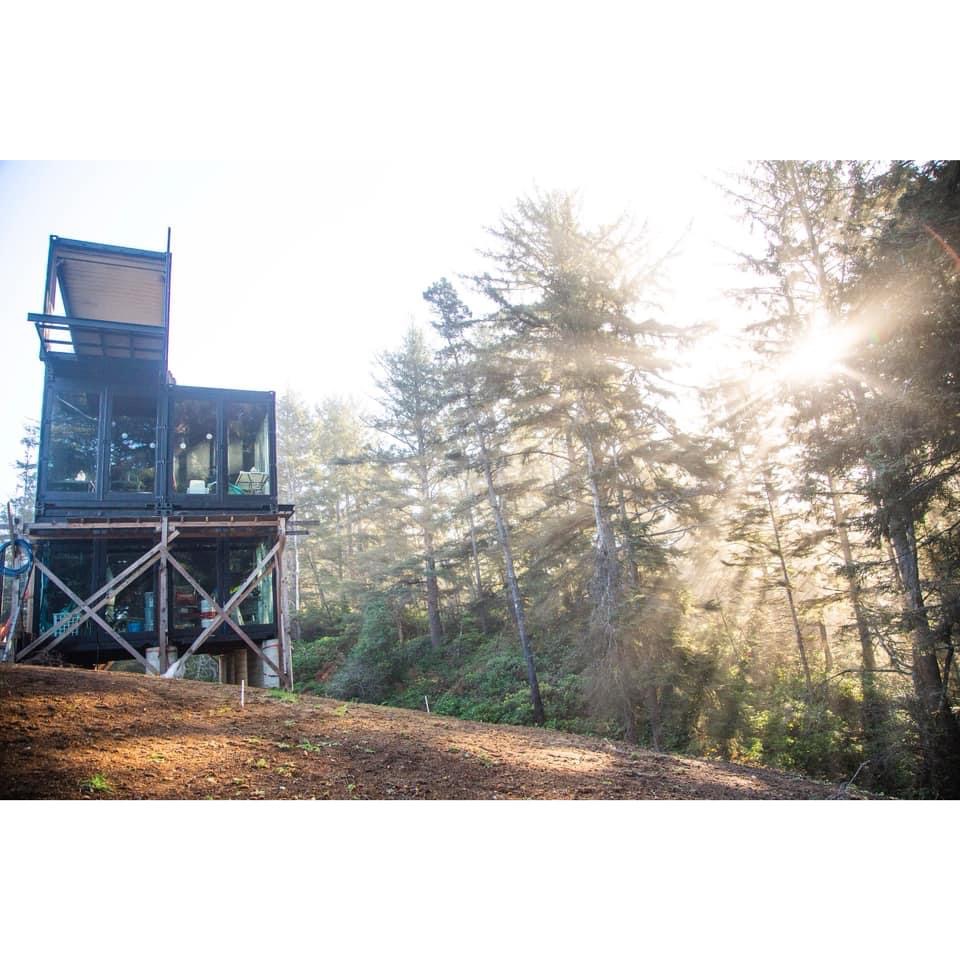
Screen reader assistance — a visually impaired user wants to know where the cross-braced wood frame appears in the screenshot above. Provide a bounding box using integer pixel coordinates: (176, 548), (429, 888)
(15, 514), (293, 688)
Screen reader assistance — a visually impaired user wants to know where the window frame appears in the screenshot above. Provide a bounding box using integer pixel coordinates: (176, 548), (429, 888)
(37, 376), (161, 508)
(167, 385), (276, 510)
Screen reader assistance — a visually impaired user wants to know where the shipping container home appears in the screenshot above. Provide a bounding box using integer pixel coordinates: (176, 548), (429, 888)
(16, 235), (293, 687)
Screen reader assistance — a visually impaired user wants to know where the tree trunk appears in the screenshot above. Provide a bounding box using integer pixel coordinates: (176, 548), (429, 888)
(887, 508), (960, 797)
(478, 435), (545, 725)
(465, 496), (489, 634)
(582, 431), (645, 741)
(761, 473), (814, 697)
(582, 435), (621, 617)
(305, 553), (335, 621)
(644, 685), (663, 751)
(817, 621), (833, 673)
(823, 471), (897, 789)
(334, 500), (344, 587)
(416, 436), (444, 650)
(423, 545), (443, 650)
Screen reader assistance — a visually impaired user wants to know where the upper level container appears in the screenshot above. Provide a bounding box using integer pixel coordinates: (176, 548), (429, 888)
(30, 236), (278, 517)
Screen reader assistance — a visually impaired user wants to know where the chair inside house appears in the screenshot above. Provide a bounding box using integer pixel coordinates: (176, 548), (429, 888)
(233, 470), (269, 494)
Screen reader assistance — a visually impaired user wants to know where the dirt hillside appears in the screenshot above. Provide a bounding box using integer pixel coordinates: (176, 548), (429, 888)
(0, 664), (866, 799)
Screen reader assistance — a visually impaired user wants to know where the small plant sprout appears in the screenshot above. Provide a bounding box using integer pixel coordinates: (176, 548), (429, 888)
(80, 773), (114, 795)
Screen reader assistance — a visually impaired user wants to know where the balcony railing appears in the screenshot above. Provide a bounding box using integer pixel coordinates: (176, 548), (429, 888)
(29, 313), (166, 363)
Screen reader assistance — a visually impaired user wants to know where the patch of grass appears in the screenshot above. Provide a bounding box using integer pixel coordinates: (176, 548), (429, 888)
(268, 689), (300, 703)
(333, 703), (349, 717)
(80, 773), (114, 794)
(463, 749), (497, 768)
(298, 739), (339, 752)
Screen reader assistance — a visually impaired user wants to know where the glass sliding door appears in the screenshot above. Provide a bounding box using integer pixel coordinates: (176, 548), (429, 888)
(171, 544), (218, 633)
(46, 388), (100, 494)
(109, 394), (157, 494)
(227, 541), (275, 626)
(172, 396), (217, 496)
(104, 541), (156, 633)
(36, 541), (94, 635)
(226, 401), (271, 496)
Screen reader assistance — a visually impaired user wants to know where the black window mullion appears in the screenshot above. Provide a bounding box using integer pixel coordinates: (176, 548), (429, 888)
(96, 386), (110, 501)
(217, 538), (227, 637)
(218, 398), (226, 506)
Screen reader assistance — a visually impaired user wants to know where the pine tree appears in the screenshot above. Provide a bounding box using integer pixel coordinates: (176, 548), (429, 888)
(466, 192), (704, 743)
(370, 325), (448, 650)
(424, 277), (546, 724)
(723, 161), (903, 790)
(836, 161), (960, 796)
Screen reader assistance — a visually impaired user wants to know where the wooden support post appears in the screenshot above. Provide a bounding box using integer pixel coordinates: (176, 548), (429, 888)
(158, 517), (169, 673)
(275, 516), (293, 690)
(21, 562), (37, 658)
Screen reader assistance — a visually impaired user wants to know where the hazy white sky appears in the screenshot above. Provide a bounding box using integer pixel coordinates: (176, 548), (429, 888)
(0, 157), (748, 498)
(0, 2), (947, 501)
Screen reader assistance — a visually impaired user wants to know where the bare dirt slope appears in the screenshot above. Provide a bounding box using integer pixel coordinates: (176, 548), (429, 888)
(0, 664), (864, 799)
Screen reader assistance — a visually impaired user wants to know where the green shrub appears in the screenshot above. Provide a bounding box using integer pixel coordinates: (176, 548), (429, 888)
(292, 635), (352, 692)
(325, 598), (405, 702)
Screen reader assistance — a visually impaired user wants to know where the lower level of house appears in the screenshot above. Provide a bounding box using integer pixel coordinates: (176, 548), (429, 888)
(14, 513), (293, 688)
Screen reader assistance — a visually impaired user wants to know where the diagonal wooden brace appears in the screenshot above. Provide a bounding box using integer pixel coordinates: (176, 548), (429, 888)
(162, 540), (283, 679)
(16, 533), (179, 662)
(25, 559), (157, 673)
(162, 552), (277, 677)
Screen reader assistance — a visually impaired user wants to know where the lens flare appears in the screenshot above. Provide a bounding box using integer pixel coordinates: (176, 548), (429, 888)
(780, 326), (856, 383)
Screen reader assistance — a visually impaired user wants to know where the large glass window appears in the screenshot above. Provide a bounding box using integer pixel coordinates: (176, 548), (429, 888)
(109, 395), (157, 494)
(47, 389), (100, 493)
(37, 541), (94, 635)
(227, 402), (271, 495)
(173, 397), (217, 495)
(171, 544), (218, 632)
(228, 542), (275, 625)
(104, 541), (156, 633)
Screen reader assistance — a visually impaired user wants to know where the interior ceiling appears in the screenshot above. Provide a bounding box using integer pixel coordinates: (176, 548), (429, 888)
(56, 245), (167, 327)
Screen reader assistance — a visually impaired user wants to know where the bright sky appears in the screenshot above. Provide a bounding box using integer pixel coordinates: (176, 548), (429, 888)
(0, 158), (749, 499)
(1, 3), (947, 503)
